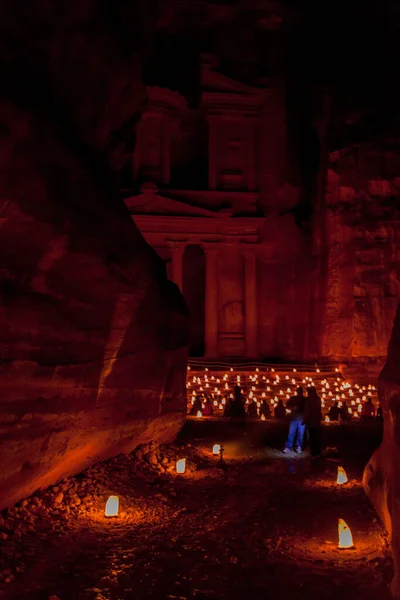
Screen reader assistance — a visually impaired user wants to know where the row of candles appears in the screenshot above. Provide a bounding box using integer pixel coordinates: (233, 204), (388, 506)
(103, 453), (354, 549)
(187, 365), (377, 418)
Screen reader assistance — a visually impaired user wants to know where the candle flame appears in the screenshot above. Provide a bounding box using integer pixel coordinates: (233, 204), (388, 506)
(336, 466), (348, 485)
(212, 444), (221, 455)
(197, 411), (202, 418)
(338, 518), (353, 548)
(176, 458), (186, 474)
(105, 495), (119, 518)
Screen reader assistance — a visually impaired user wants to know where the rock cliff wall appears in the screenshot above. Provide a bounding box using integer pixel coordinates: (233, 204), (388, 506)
(317, 143), (400, 364)
(0, 0), (189, 510)
(364, 304), (400, 597)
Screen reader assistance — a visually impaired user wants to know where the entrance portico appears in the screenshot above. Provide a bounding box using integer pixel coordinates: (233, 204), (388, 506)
(126, 189), (265, 358)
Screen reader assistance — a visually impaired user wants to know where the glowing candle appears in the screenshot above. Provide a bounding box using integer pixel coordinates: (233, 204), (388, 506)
(197, 411), (202, 418)
(212, 444), (221, 455)
(261, 414), (266, 421)
(325, 415), (330, 423)
(105, 495), (119, 518)
(176, 458), (186, 474)
(336, 466), (348, 485)
(338, 518), (353, 548)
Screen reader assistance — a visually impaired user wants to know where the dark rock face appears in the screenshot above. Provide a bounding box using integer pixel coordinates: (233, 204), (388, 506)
(364, 304), (400, 596)
(0, 0), (188, 510)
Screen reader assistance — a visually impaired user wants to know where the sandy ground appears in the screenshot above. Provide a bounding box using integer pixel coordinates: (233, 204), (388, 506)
(0, 418), (392, 600)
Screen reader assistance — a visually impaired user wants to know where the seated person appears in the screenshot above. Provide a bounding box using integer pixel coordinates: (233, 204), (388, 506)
(274, 399), (286, 420)
(328, 402), (340, 421)
(361, 398), (375, 420)
(189, 395), (202, 415)
(247, 399), (258, 417)
(260, 399), (271, 419)
(340, 401), (351, 421)
(202, 397), (214, 416)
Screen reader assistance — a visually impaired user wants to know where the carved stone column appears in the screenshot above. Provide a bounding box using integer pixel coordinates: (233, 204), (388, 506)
(204, 245), (219, 357)
(207, 118), (217, 190)
(247, 123), (256, 191)
(162, 119), (171, 186)
(169, 242), (185, 292)
(244, 247), (258, 357)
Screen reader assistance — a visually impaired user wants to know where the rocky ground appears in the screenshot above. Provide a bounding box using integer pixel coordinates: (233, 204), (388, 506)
(0, 418), (391, 600)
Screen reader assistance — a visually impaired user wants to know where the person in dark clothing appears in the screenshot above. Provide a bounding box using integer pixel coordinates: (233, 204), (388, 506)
(274, 399), (286, 419)
(340, 401), (351, 421)
(234, 384), (242, 403)
(223, 395), (233, 417)
(361, 398), (375, 421)
(190, 395), (202, 415)
(283, 387), (306, 453)
(247, 399), (258, 417)
(202, 397), (213, 416)
(260, 399), (271, 419)
(303, 386), (322, 457)
(232, 384), (246, 421)
(328, 402), (340, 421)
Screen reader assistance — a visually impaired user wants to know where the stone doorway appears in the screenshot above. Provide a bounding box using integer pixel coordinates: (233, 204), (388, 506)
(183, 244), (206, 357)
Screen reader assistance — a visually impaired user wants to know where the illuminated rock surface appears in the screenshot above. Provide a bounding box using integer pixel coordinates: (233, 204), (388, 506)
(0, 0), (188, 510)
(365, 304), (400, 597)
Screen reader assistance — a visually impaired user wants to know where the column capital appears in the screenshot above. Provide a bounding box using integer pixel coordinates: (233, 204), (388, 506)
(167, 241), (186, 253)
(242, 245), (257, 258)
(202, 243), (219, 254)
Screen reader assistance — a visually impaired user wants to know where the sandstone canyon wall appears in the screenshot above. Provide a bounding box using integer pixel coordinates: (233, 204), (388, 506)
(317, 142), (400, 366)
(0, 0), (189, 510)
(364, 304), (400, 597)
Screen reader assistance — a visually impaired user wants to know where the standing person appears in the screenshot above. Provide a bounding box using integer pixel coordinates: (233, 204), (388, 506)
(283, 387), (306, 454)
(223, 395), (233, 418)
(232, 383), (246, 422)
(303, 386), (322, 457)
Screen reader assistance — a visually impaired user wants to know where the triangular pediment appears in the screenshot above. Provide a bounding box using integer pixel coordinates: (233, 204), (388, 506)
(201, 70), (262, 96)
(124, 188), (219, 218)
(200, 55), (264, 96)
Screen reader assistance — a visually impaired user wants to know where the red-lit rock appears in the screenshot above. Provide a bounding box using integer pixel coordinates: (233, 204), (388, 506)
(364, 303), (400, 596)
(0, 0), (188, 510)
